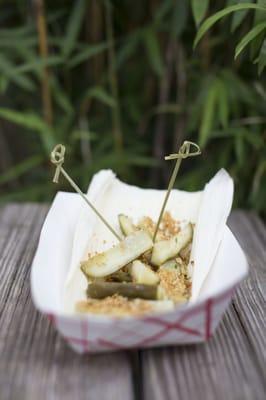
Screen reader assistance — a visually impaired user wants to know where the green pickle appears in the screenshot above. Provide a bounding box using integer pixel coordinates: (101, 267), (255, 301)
(87, 282), (158, 300)
(118, 214), (137, 236)
(107, 270), (132, 282)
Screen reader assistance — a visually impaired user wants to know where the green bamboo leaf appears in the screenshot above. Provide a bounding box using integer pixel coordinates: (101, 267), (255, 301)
(171, 0), (188, 37)
(235, 21), (266, 58)
(194, 3), (266, 48)
(217, 80), (229, 127)
(154, 0), (173, 22)
(14, 45), (36, 65)
(62, 0), (86, 58)
(250, 0), (266, 57)
(0, 25), (35, 38)
(51, 78), (74, 114)
(0, 155), (44, 185)
(199, 80), (219, 147)
(191, 0), (209, 27)
(83, 86), (116, 107)
(0, 9), (65, 41)
(231, 0), (250, 32)
(116, 32), (142, 66)
(235, 134), (245, 166)
(0, 109), (55, 153)
(250, 31), (265, 59)
(251, 160), (266, 199)
(254, 0), (266, 21)
(0, 36), (37, 48)
(14, 56), (63, 74)
(0, 55), (35, 92)
(221, 69), (257, 106)
(68, 42), (109, 68)
(144, 27), (164, 76)
(242, 129), (264, 148)
(49, 36), (85, 50)
(0, 108), (46, 130)
(0, 76), (8, 93)
(256, 38), (266, 73)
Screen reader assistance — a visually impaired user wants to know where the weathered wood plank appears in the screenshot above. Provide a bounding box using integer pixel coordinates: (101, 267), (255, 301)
(228, 211), (266, 374)
(0, 204), (133, 400)
(142, 304), (265, 400)
(142, 211), (266, 400)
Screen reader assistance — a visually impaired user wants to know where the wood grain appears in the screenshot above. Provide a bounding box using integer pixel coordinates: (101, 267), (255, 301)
(229, 211), (266, 374)
(142, 211), (266, 400)
(0, 204), (133, 400)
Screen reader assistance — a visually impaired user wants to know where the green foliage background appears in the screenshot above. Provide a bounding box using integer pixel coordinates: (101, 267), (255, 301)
(0, 0), (265, 215)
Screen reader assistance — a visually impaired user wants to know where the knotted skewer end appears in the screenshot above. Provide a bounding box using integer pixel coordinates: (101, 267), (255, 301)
(165, 141), (201, 161)
(50, 144), (66, 184)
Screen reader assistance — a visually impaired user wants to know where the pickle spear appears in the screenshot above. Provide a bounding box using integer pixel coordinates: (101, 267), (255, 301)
(81, 230), (153, 278)
(151, 223), (193, 266)
(131, 260), (159, 285)
(87, 282), (158, 300)
(160, 259), (178, 270)
(118, 214), (137, 236)
(107, 270), (132, 282)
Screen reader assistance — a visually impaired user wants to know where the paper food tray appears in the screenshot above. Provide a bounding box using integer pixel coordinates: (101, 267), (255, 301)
(31, 171), (248, 353)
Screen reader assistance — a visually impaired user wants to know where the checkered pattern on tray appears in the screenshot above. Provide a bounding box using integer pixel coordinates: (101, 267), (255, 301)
(46, 287), (235, 353)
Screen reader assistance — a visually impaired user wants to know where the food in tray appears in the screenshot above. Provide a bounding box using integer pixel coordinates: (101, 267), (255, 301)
(30, 145), (238, 351)
(77, 212), (193, 316)
(50, 141), (210, 317)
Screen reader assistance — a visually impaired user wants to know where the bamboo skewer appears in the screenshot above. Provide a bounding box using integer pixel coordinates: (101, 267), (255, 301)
(153, 141), (201, 243)
(50, 144), (121, 241)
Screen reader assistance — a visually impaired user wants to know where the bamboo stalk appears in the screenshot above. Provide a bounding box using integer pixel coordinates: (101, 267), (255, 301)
(80, 0), (104, 165)
(87, 0), (104, 81)
(150, 39), (175, 186)
(105, 0), (123, 151)
(79, 115), (92, 166)
(200, 31), (211, 71)
(33, 0), (53, 126)
(173, 41), (187, 150)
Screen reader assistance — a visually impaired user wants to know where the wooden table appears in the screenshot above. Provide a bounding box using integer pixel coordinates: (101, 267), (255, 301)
(0, 204), (265, 400)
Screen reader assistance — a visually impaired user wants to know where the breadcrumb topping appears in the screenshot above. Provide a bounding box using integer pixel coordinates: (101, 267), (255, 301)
(158, 268), (189, 302)
(76, 294), (153, 316)
(160, 211), (180, 238)
(137, 212), (180, 240)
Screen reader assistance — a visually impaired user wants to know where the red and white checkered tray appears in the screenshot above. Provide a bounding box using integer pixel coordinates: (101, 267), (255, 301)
(31, 192), (248, 353)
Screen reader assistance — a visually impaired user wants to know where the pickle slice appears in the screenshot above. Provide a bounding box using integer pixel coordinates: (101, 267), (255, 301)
(81, 230), (153, 278)
(118, 214), (137, 236)
(131, 260), (159, 285)
(107, 270), (132, 282)
(160, 259), (178, 270)
(87, 282), (158, 300)
(151, 223), (193, 266)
